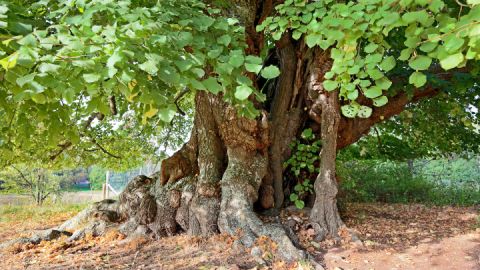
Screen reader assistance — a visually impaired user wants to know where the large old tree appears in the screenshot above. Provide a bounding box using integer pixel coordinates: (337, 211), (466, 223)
(1, 0), (479, 261)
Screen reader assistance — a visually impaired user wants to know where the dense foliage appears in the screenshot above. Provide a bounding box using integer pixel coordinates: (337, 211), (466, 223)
(0, 0), (278, 168)
(338, 159), (480, 206)
(260, 0), (480, 118)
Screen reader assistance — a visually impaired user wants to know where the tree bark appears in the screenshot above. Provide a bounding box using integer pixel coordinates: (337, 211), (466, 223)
(267, 35), (306, 209)
(309, 89), (344, 240)
(305, 49), (345, 240)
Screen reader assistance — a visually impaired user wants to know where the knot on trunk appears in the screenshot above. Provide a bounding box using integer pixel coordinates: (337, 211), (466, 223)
(220, 108), (270, 153)
(197, 183), (220, 198)
(160, 146), (194, 186)
(119, 175), (157, 224)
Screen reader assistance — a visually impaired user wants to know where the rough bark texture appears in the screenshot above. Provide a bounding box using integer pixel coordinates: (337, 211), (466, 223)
(305, 50), (345, 241)
(267, 35), (302, 209)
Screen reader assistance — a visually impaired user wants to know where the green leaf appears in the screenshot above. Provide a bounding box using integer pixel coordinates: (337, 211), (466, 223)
(301, 128), (313, 139)
(347, 89), (359, 100)
(202, 77), (223, 94)
(357, 105), (372, 118)
(364, 86), (383, 99)
(295, 200), (305, 209)
(409, 55), (432, 71)
(409, 71), (427, 87)
(189, 78), (206, 90)
(191, 68), (205, 78)
(245, 63), (263, 74)
(16, 73), (36, 87)
(305, 34), (321, 48)
(419, 42), (438, 53)
(364, 43), (379, 53)
(399, 48), (412, 61)
(380, 56), (396, 72)
(260, 65), (280, 79)
(245, 55), (263, 65)
(38, 63), (60, 74)
(289, 193), (298, 201)
(376, 77), (392, 90)
(107, 51), (123, 68)
(429, 0), (445, 12)
(72, 60), (95, 68)
(467, 0), (480, 6)
(323, 80), (338, 91)
(31, 93), (46, 104)
(235, 85), (253, 100)
(402, 10), (429, 25)
(83, 73), (101, 83)
(208, 48), (223, 59)
(367, 68), (384, 80)
(292, 30), (303, 40)
(228, 54), (244, 68)
(469, 25), (480, 37)
(439, 53), (464, 70)
(217, 35), (231, 46)
(0, 52), (18, 70)
(158, 107), (176, 122)
(139, 60), (158, 75)
(341, 104), (358, 118)
(63, 89), (76, 104)
(443, 35), (464, 53)
(373, 96), (388, 107)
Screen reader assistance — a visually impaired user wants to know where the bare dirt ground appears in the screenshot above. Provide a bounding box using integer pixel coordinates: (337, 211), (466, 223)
(0, 203), (478, 270)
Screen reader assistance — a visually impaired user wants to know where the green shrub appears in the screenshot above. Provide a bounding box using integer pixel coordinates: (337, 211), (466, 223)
(88, 166), (106, 190)
(338, 160), (480, 206)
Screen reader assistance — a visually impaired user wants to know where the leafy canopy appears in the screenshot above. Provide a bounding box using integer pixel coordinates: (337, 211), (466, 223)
(259, 0), (480, 118)
(0, 0), (277, 167)
(0, 0), (479, 168)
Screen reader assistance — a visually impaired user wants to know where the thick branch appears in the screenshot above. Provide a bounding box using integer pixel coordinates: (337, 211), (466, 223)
(337, 86), (439, 149)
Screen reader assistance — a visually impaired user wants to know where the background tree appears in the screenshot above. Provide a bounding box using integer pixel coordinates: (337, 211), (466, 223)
(0, 165), (66, 205)
(0, 0), (479, 261)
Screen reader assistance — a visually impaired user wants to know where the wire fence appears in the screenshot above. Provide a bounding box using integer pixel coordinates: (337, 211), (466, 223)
(108, 162), (160, 194)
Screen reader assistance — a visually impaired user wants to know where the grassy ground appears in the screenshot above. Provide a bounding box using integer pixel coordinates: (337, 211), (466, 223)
(0, 191), (105, 206)
(0, 203), (87, 245)
(0, 203), (86, 223)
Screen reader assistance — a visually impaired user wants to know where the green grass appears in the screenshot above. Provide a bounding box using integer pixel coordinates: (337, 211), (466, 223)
(0, 203), (87, 223)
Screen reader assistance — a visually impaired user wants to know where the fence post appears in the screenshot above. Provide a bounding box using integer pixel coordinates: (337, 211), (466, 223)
(102, 183), (106, 200)
(106, 170), (110, 198)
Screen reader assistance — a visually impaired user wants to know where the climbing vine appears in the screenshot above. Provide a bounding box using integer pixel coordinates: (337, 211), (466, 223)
(284, 128), (320, 209)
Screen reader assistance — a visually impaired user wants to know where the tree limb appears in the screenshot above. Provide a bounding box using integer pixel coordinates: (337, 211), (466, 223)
(109, 95), (117, 115)
(91, 139), (121, 159)
(173, 88), (190, 117)
(49, 141), (73, 161)
(10, 165), (33, 189)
